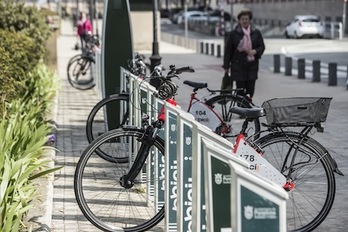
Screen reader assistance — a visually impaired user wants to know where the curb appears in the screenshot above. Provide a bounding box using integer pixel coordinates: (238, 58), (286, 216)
(22, 80), (59, 232)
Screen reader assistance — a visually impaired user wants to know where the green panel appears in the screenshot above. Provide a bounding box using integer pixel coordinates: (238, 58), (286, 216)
(130, 0), (152, 11)
(211, 156), (231, 231)
(241, 186), (279, 232)
(102, 0), (133, 129)
(167, 111), (177, 230)
(182, 123), (192, 231)
(200, 141), (207, 231)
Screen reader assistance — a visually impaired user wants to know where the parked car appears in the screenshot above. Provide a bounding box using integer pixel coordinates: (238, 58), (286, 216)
(285, 15), (324, 38)
(171, 7), (199, 24)
(176, 10), (207, 24)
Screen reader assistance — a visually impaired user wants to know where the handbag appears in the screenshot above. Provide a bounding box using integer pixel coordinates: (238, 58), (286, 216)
(221, 72), (233, 90)
(75, 42), (80, 50)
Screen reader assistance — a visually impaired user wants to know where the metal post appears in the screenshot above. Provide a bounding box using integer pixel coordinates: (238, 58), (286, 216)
(211, 43), (215, 56)
(346, 65), (348, 90)
(150, 0), (162, 88)
(328, 63), (337, 86)
(76, 0), (79, 14)
(88, 0), (94, 32)
(95, 0), (99, 37)
(343, 0), (347, 37)
(297, 58), (305, 79)
(184, 2), (188, 47)
(219, 2), (225, 36)
(312, 60), (321, 82)
(217, 44), (221, 58)
(230, 0), (234, 29)
(273, 54), (280, 73)
(285, 56), (292, 76)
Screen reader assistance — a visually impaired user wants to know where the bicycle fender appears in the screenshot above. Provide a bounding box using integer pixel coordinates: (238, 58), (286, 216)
(308, 138), (344, 176)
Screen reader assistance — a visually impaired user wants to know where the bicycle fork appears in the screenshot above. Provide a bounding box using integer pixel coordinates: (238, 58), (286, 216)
(119, 124), (161, 189)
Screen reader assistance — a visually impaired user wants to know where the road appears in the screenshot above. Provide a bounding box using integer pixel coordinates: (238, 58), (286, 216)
(161, 20), (348, 86)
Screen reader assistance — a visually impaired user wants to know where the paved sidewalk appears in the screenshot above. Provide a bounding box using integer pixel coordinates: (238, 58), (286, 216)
(44, 19), (348, 231)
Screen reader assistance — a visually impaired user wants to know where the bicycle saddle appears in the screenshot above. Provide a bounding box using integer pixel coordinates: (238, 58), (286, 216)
(183, 80), (207, 89)
(230, 106), (265, 119)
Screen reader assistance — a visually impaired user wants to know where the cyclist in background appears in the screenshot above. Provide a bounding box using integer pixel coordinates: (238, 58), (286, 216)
(77, 12), (93, 52)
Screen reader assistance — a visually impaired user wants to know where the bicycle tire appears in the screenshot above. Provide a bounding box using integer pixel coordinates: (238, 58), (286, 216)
(67, 54), (86, 81)
(67, 55), (95, 90)
(204, 94), (261, 139)
(254, 131), (336, 232)
(74, 127), (165, 232)
(67, 54), (81, 66)
(86, 94), (130, 163)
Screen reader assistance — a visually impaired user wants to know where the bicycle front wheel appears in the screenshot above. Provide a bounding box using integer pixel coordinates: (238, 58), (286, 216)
(205, 94), (261, 139)
(255, 132), (336, 232)
(67, 55), (95, 90)
(74, 128), (165, 232)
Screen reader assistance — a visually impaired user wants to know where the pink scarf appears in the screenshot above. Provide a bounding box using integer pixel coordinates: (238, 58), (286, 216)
(242, 26), (254, 61)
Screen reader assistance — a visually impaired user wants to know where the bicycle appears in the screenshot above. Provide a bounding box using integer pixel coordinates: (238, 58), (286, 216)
(75, 67), (343, 231)
(231, 97), (343, 231)
(67, 34), (100, 90)
(74, 65), (187, 231)
(85, 65), (259, 146)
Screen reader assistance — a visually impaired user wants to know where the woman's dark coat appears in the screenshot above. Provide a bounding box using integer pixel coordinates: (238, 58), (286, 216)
(223, 24), (265, 82)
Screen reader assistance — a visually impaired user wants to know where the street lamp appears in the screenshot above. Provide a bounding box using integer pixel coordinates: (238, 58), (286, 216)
(343, 0), (347, 37)
(149, 0), (162, 89)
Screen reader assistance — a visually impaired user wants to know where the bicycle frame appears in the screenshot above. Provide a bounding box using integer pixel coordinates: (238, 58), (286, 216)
(121, 98), (177, 187)
(233, 132), (286, 186)
(186, 92), (230, 134)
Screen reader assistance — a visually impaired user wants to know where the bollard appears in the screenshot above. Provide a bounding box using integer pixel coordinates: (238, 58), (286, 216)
(200, 42), (204, 54)
(211, 43), (215, 56)
(346, 66), (348, 90)
(328, 63), (337, 86)
(285, 57), (292, 76)
(216, 44), (221, 58)
(297, 58), (305, 79)
(312, 60), (321, 82)
(205, 42), (209, 55)
(273, 54), (280, 73)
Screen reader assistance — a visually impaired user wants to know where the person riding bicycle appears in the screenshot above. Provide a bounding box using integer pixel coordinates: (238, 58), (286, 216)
(77, 12), (93, 52)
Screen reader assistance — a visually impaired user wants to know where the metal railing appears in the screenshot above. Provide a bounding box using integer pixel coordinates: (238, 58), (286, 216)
(122, 70), (288, 231)
(323, 22), (343, 39)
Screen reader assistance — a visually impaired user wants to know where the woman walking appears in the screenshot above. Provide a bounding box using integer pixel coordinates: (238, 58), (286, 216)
(223, 9), (265, 102)
(77, 12), (93, 51)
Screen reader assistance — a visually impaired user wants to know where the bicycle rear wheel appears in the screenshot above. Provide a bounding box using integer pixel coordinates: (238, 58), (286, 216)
(86, 93), (129, 142)
(205, 94), (260, 139)
(67, 55), (95, 90)
(86, 94), (130, 163)
(74, 128), (165, 232)
(254, 132), (336, 232)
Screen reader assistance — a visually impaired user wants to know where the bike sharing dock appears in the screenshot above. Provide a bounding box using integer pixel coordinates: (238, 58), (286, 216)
(117, 68), (289, 232)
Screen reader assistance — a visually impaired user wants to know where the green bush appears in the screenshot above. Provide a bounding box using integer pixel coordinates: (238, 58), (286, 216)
(0, 63), (59, 231)
(0, 1), (60, 230)
(0, 29), (37, 113)
(0, 0), (52, 113)
(0, 0), (51, 64)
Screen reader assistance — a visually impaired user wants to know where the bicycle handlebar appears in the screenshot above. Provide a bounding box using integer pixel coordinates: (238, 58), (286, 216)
(149, 64), (195, 100)
(175, 66), (195, 74)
